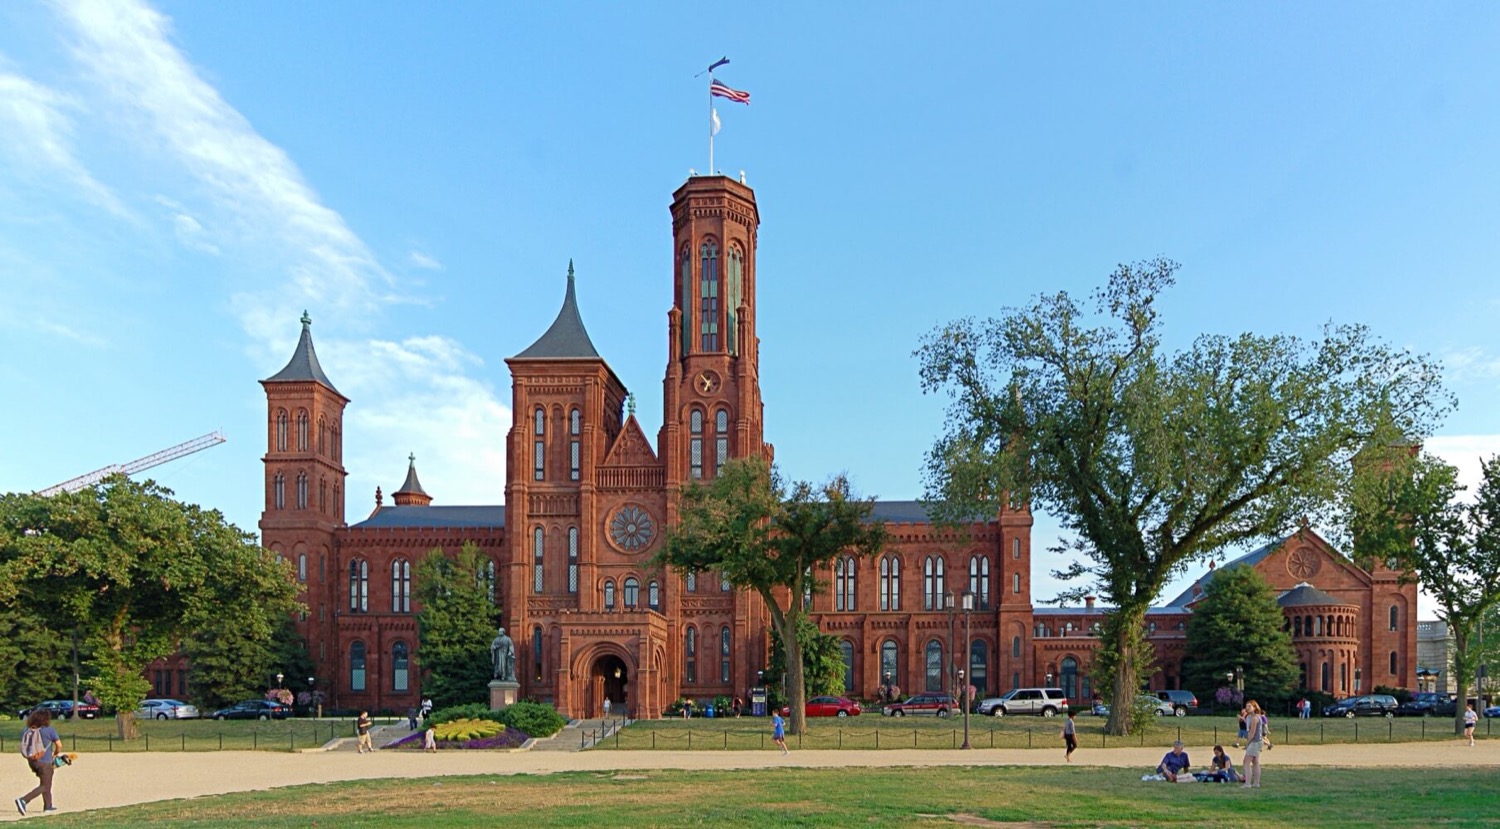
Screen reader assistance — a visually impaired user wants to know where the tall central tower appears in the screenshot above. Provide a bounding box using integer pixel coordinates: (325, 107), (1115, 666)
(660, 175), (768, 487)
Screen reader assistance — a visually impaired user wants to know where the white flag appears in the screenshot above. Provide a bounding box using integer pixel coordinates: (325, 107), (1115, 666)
(711, 107), (721, 137)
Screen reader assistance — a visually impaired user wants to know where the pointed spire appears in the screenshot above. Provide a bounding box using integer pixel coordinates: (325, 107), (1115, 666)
(264, 311), (342, 394)
(513, 261), (602, 359)
(392, 453), (432, 506)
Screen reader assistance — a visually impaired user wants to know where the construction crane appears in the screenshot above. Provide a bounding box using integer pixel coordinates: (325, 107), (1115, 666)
(39, 431), (228, 496)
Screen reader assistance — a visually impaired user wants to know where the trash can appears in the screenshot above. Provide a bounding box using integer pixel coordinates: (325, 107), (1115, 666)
(706, 705), (715, 718)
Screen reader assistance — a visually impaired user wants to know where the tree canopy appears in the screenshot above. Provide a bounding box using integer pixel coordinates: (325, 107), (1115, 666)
(659, 457), (885, 735)
(1350, 445), (1500, 733)
(415, 542), (501, 708)
(916, 260), (1449, 734)
(1180, 564), (1299, 703)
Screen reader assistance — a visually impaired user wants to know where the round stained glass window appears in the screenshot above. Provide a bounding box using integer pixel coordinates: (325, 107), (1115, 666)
(610, 505), (655, 552)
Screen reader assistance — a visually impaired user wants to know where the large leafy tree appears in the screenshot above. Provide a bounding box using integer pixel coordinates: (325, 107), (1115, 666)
(0, 477), (298, 737)
(767, 617), (846, 704)
(414, 541), (501, 708)
(0, 606), (72, 714)
(659, 458), (886, 735)
(1181, 565), (1299, 702)
(1350, 446), (1500, 734)
(916, 260), (1448, 734)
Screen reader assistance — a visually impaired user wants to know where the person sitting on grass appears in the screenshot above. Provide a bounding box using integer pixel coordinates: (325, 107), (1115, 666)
(1194, 745), (1238, 783)
(1156, 740), (1192, 782)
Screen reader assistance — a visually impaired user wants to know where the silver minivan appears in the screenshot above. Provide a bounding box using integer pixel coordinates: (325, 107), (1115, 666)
(975, 687), (1070, 717)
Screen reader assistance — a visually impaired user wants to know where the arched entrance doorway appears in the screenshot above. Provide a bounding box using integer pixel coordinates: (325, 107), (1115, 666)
(591, 655), (629, 718)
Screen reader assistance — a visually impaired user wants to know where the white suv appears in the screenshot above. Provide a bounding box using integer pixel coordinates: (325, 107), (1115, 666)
(975, 687), (1069, 717)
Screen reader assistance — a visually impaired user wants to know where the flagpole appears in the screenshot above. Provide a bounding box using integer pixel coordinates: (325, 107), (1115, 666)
(708, 72), (715, 177)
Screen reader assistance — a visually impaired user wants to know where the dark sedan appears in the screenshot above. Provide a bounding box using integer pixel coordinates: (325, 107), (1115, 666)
(19, 700), (100, 720)
(1322, 694), (1398, 718)
(1397, 693), (1456, 717)
(210, 700), (291, 720)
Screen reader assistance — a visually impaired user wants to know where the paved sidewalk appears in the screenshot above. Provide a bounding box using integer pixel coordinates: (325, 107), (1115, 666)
(3, 739), (1494, 820)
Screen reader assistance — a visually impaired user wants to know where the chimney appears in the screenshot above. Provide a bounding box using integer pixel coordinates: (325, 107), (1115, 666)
(1084, 595), (1096, 610)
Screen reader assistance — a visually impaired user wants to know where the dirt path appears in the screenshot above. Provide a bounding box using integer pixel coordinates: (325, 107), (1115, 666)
(5, 739), (1495, 820)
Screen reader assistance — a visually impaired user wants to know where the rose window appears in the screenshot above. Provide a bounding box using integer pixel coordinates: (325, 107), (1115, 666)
(610, 505), (655, 552)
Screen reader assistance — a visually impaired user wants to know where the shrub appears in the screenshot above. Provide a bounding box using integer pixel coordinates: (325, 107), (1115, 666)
(498, 701), (566, 737)
(433, 718), (504, 742)
(429, 703), (502, 726)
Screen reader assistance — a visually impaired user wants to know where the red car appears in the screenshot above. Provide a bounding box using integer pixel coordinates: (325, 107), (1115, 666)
(780, 695), (863, 718)
(883, 694), (958, 717)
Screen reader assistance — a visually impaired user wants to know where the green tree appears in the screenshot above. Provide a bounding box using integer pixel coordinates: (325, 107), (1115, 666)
(659, 458), (886, 735)
(916, 260), (1448, 735)
(0, 477), (297, 737)
(415, 542), (500, 708)
(1181, 565), (1299, 702)
(0, 607), (71, 714)
(1350, 446), (1500, 734)
(187, 613), (310, 712)
(767, 617), (846, 705)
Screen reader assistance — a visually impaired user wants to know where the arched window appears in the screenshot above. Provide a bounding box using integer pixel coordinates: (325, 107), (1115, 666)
(679, 245), (693, 355)
(569, 408), (581, 481)
(1012, 635), (1022, 658)
(391, 558), (411, 613)
(1294, 616), (1303, 637)
(1389, 605), (1399, 631)
(1341, 662), (1348, 692)
(880, 556), (901, 611)
(881, 640), (899, 687)
(273, 473), (285, 510)
(296, 472), (308, 510)
(623, 577), (640, 608)
(350, 641), (367, 691)
(1390, 651), (1398, 675)
(1315, 616), (1323, 636)
(318, 417), (326, 455)
(649, 580), (660, 610)
(720, 625), (732, 683)
(1012, 538), (1021, 559)
(1321, 661), (1332, 692)
(532, 625), (545, 682)
(533, 407), (546, 481)
(721, 571), (731, 592)
(686, 570), (697, 592)
(924, 640), (944, 692)
(685, 626), (697, 683)
(603, 579), (616, 610)
(297, 410), (309, 451)
(318, 478), (327, 513)
(276, 410), (288, 452)
(1060, 656), (1079, 700)
(1012, 573), (1021, 594)
(699, 240), (719, 351)
(348, 559), (368, 612)
(715, 409), (730, 474)
(567, 527), (579, 593)
(970, 640), (989, 696)
(297, 553), (307, 582)
(970, 555), (990, 610)
(836, 556), (857, 611)
(841, 640), (856, 693)
(726, 246), (742, 354)
(689, 409), (704, 479)
(533, 527), (545, 593)
(923, 557), (942, 610)
(333, 483), (341, 516)
(393, 641), (410, 691)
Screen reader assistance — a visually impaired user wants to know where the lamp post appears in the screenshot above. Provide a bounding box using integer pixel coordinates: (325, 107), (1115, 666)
(276, 672), (284, 690)
(309, 676), (320, 719)
(961, 589), (975, 749)
(945, 590), (957, 696)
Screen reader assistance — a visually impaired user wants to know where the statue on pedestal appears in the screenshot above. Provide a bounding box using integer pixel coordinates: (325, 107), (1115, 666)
(490, 626), (516, 683)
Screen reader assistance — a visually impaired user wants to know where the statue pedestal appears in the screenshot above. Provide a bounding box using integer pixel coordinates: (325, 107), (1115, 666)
(488, 680), (520, 710)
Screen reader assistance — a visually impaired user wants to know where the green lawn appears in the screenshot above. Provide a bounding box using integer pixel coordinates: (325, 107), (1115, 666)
(31, 766), (1498, 828)
(0, 714), (395, 753)
(598, 713), (1491, 751)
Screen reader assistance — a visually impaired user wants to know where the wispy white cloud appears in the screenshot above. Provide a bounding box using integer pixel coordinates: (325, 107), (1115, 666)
(0, 67), (126, 216)
(1440, 347), (1500, 382)
(1426, 434), (1500, 499)
(409, 250), (443, 271)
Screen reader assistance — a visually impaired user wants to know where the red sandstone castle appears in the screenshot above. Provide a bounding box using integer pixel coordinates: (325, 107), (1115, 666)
(252, 176), (1416, 717)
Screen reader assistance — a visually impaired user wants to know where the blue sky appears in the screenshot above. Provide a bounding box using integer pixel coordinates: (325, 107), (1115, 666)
(2, 2), (1497, 615)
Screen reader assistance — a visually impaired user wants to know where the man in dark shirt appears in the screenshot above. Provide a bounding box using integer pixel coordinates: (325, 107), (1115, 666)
(1156, 740), (1192, 782)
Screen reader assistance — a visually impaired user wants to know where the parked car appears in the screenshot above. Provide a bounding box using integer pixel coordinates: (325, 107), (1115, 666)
(974, 688), (1069, 718)
(883, 694), (958, 717)
(209, 700), (291, 720)
(804, 695), (861, 717)
(1322, 694), (1398, 718)
(1396, 693), (1456, 718)
(1154, 690), (1198, 715)
(1483, 705), (1500, 719)
(136, 699), (201, 720)
(18, 700), (100, 720)
(1092, 696), (1177, 718)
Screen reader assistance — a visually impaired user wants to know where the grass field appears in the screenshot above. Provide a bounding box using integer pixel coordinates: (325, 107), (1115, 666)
(28, 766), (1498, 828)
(597, 713), (1491, 751)
(0, 714), (387, 753)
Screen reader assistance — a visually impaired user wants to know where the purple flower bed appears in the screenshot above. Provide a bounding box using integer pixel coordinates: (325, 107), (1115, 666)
(383, 728), (531, 750)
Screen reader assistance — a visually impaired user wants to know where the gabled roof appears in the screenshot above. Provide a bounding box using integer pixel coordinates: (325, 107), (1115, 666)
(601, 415), (658, 466)
(394, 454), (428, 497)
(351, 505), (505, 529)
(513, 261), (601, 360)
(264, 312), (342, 395)
(866, 500), (993, 524)
(1277, 582), (1355, 608)
(1163, 535), (1291, 608)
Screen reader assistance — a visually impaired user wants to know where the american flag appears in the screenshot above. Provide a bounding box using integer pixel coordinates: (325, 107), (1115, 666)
(710, 79), (750, 105)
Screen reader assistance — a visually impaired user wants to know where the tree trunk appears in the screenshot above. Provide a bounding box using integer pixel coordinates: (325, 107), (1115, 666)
(785, 629), (808, 736)
(1104, 603), (1149, 737)
(1453, 631), (1471, 736)
(116, 711), (139, 741)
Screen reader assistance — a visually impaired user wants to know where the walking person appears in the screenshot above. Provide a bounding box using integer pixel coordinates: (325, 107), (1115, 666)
(1297, 697), (1310, 719)
(406, 705), (420, 731)
(1235, 706), (1249, 747)
(1464, 703), (1478, 746)
(1061, 710), (1077, 762)
(602, 697), (612, 719)
(771, 710), (789, 756)
(355, 711), (374, 754)
(16, 709), (62, 815)
(1241, 700), (1269, 788)
(423, 726), (437, 753)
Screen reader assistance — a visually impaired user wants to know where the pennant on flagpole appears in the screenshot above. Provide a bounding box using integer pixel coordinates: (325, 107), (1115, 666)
(710, 79), (751, 105)
(711, 108), (722, 136)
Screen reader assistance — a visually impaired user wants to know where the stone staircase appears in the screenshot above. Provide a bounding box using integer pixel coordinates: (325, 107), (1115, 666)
(530, 717), (630, 751)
